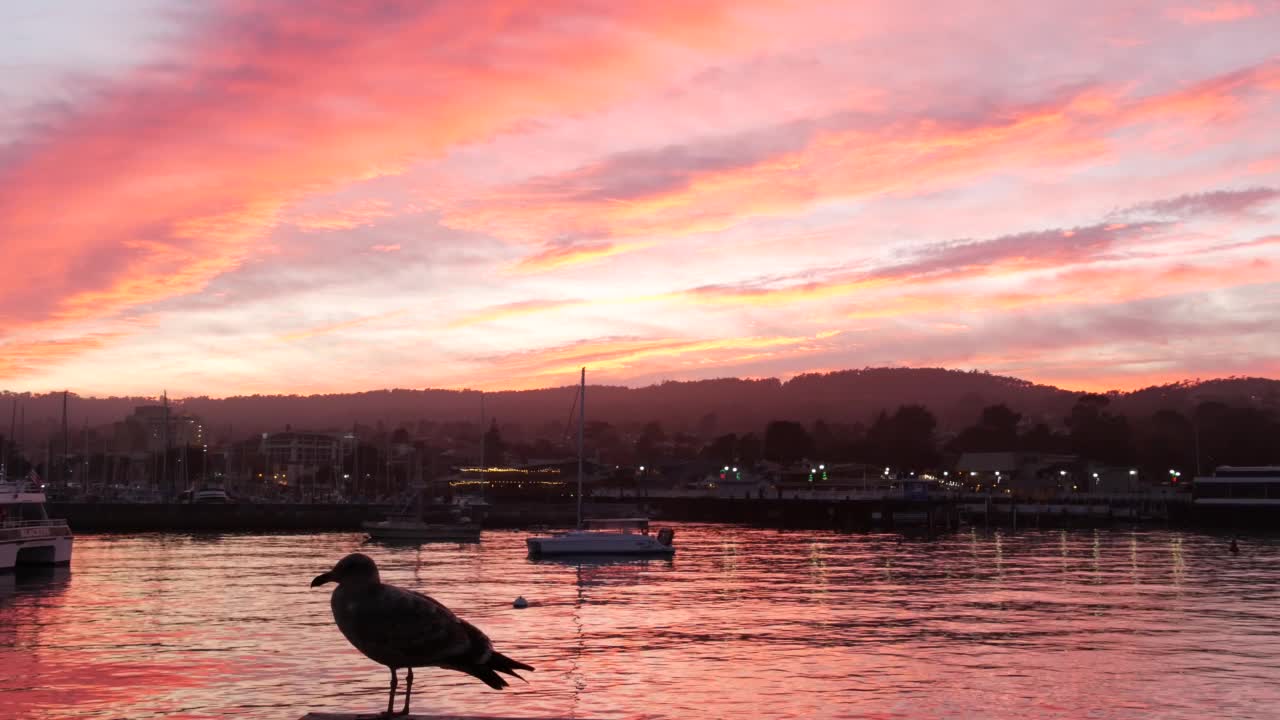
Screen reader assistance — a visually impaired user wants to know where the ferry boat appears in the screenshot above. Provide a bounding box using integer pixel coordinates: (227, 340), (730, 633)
(0, 474), (73, 571)
(1193, 466), (1280, 505)
(1191, 466), (1280, 525)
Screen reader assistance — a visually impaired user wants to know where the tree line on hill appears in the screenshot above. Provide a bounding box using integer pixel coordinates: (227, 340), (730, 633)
(693, 393), (1280, 479)
(10, 368), (1277, 442)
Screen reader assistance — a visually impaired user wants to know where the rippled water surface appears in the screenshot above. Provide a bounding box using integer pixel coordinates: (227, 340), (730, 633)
(3, 526), (1280, 719)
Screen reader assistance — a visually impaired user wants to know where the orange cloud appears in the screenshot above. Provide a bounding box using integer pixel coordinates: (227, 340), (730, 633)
(473, 331), (843, 386)
(276, 310), (407, 342)
(0, 334), (125, 379)
(513, 241), (652, 273)
(448, 299), (581, 328)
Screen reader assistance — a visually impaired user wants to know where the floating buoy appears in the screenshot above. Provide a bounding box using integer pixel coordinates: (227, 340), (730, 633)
(513, 596), (529, 609)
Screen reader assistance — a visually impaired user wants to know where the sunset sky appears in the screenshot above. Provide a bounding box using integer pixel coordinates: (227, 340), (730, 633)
(2, 1), (1279, 397)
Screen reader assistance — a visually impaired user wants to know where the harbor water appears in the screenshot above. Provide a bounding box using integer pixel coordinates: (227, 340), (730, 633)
(2, 525), (1279, 719)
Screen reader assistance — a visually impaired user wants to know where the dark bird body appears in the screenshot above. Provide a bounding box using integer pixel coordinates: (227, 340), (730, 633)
(312, 553), (533, 716)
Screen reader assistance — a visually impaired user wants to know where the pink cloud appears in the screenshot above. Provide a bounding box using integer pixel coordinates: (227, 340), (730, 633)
(0, 1), (759, 332)
(444, 59), (1280, 258)
(1170, 2), (1257, 24)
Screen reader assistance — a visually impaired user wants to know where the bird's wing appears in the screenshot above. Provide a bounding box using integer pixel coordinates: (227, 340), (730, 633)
(337, 584), (472, 666)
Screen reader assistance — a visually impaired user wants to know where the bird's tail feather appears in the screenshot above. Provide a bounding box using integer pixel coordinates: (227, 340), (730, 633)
(452, 651), (533, 690)
(489, 650), (535, 678)
(459, 664), (510, 690)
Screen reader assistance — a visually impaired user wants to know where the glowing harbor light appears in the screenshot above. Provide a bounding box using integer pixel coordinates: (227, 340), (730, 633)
(1129, 469), (1138, 476)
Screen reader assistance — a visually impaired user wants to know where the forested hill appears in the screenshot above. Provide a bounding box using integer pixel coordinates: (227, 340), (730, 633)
(4, 369), (1279, 439)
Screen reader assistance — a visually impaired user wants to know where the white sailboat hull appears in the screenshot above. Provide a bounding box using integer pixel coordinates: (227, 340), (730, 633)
(526, 530), (674, 556)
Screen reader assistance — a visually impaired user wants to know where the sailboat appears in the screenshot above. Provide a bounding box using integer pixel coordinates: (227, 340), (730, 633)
(363, 483), (481, 542)
(525, 368), (675, 557)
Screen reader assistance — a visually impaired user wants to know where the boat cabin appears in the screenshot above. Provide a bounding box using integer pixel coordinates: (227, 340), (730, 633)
(1193, 466), (1280, 505)
(583, 518), (652, 533)
(1, 480), (74, 569)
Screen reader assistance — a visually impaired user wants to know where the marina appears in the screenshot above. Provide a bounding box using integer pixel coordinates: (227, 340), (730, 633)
(4, 526), (1280, 719)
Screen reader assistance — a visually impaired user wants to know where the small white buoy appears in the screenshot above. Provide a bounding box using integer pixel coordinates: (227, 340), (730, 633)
(513, 596), (529, 609)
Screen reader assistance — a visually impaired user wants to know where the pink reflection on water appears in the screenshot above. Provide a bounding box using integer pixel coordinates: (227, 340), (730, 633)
(1, 528), (1279, 718)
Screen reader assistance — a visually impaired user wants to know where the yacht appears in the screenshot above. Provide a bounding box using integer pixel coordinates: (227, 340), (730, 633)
(0, 474), (73, 571)
(526, 368), (675, 557)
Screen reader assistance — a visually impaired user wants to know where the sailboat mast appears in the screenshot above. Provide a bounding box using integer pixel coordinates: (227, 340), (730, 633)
(61, 390), (68, 487)
(5, 397), (15, 483)
(577, 367), (585, 529)
(479, 391), (486, 501)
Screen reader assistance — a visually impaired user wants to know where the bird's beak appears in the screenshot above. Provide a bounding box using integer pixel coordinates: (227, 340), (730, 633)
(310, 571), (334, 587)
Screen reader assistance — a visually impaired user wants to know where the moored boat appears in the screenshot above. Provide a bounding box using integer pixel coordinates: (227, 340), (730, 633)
(525, 368), (675, 557)
(363, 515), (482, 542)
(527, 518), (674, 556)
(363, 483), (481, 542)
(0, 474), (73, 571)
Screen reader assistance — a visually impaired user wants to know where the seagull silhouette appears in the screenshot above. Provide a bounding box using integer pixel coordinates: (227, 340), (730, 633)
(311, 553), (533, 717)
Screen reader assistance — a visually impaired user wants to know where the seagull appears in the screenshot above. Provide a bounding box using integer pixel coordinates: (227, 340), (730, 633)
(311, 553), (533, 717)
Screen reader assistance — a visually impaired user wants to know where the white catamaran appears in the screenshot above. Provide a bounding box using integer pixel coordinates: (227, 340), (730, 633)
(525, 368), (675, 557)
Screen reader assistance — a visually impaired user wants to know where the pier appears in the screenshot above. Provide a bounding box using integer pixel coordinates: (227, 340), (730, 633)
(47, 492), (1213, 533)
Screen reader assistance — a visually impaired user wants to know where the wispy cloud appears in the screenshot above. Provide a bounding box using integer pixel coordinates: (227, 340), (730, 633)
(1170, 2), (1258, 25)
(276, 310), (407, 342)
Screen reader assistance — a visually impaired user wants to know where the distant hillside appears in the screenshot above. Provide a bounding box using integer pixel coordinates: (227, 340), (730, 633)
(4, 369), (1279, 442)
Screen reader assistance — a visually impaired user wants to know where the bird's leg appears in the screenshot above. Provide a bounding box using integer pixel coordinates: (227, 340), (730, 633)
(384, 667), (398, 717)
(399, 666), (414, 712)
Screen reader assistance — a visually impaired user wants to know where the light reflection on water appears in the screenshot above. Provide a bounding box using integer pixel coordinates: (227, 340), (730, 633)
(2, 526), (1279, 719)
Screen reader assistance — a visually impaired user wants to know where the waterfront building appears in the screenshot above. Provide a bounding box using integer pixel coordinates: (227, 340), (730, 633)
(260, 431), (340, 499)
(955, 451), (1079, 495)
